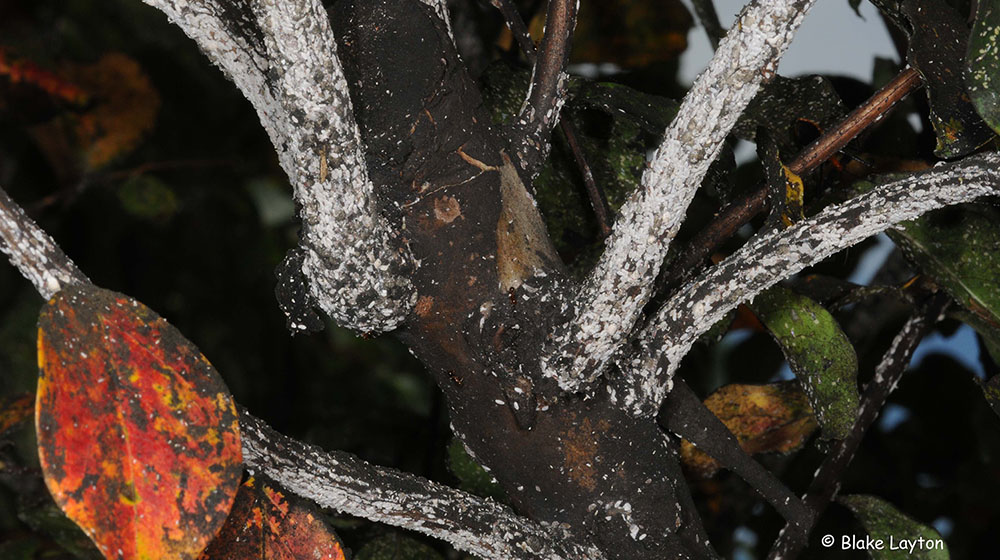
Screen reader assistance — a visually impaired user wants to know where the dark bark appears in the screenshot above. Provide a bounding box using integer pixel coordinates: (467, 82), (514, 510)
(331, 1), (713, 557)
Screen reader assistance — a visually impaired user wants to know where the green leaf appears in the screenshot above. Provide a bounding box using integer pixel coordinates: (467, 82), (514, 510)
(967, 0), (1000, 135)
(889, 203), (1000, 340)
(117, 174), (178, 222)
(355, 533), (444, 560)
(447, 439), (506, 502)
(848, 0), (864, 17)
(750, 286), (860, 440)
(839, 495), (950, 559)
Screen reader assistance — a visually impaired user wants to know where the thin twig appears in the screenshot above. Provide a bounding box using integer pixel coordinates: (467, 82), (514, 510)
(561, 116), (613, 237)
(490, 0), (535, 58)
(29, 158), (237, 214)
(510, 0), (578, 178)
(766, 297), (947, 559)
(662, 67), (922, 291)
(488, 0), (612, 235)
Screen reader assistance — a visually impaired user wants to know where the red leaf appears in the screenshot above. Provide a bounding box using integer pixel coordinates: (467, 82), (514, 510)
(36, 285), (242, 560)
(200, 475), (347, 560)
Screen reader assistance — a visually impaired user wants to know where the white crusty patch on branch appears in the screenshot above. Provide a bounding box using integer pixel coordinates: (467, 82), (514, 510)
(0, 187), (88, 299)
(142, 0), (414, 332)
(617, 153), (1000, 416)
(240, 411), (606, 560)
(542, 0), (815, 392)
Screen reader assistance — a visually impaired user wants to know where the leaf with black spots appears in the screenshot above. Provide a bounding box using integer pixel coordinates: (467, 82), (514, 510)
(36, 284), (242, 560)
(967, 0), (1000, 135)
(902, 0), (995, 158)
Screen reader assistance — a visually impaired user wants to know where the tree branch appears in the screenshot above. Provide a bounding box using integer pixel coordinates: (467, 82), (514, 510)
(418, 0), (454, 40)
(767, 298), (945, 559)
(662, 379), (812, 529)
(0, 179), (601, 560)
(139, 0), (415, 333)
(659, 67), (923, 292)
(0, 187), (88, 299)
(509, 0), (578, 179)
(239, 410), (606, 560)
(619, 152), (1000, 416)
(543, 0), (817, 394)
(487, 0), (611, 235)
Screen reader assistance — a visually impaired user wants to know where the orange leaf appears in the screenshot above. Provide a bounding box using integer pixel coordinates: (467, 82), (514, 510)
(200, 475), (347, 560)
(36, 284), (242, 560)
(530, 0), (692, 68)
(65, 53), (160, 170)
(0, 392), (34, 439)
(681, 382), (818, 478)
(0, 47), (89, 106)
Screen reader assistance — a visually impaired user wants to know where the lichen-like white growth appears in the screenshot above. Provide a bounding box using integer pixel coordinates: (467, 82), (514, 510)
(240, 412), (605, 560)
(543, 0), (816, 392)
(142, 0), (415, 332)
(0, 186), (87, 299)
(619, 153), (1000, 416)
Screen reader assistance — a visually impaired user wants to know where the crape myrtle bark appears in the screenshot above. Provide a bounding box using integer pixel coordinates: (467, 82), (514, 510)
(330, 1), (714, 558)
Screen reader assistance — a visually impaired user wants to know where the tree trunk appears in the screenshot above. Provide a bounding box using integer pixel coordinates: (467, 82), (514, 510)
(332, 1), (713, 557)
